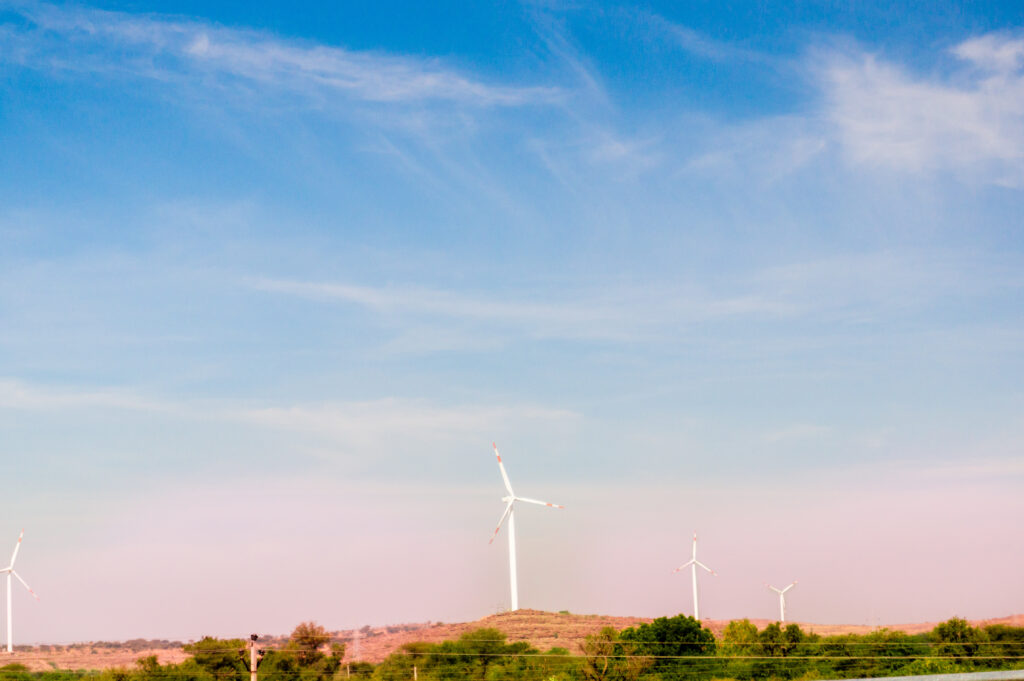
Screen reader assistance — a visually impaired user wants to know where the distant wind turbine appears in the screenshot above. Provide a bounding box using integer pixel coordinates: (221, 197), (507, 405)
(489, 443), (564, 611)
(2, 530), (39, 654)
(673, 532), (716, 620)
(766, 581), (797, 622)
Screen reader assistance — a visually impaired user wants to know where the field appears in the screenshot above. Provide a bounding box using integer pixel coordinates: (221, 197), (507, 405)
(6, 610), (1023, 671)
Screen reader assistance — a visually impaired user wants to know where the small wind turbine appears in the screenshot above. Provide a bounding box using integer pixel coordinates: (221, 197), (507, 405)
(766, 581), (797, 622)
(673, 532), (716, 620)
(489, 443), (564, 611)
(2, 530), (39, 653)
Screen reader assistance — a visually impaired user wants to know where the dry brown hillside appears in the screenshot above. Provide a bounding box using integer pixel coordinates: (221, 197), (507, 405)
(337, 610), (652, 663)
(334, 610), (1024, 663)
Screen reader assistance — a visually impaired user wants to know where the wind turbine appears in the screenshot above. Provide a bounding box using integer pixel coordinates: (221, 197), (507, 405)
(673, 532), (716, 620)
(2, 530), (39, 654)
(489, 443), (564, 611)
(766, 581), (797, 622)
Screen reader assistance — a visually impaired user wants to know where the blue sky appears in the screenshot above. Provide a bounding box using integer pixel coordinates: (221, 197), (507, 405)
(1, 0), (1023, 643)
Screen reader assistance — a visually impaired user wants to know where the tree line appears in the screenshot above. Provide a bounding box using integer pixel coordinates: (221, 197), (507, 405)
(3, 616), (1023, 681)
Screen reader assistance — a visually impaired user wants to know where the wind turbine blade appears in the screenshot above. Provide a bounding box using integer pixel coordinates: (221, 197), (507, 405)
(673, 559), (696, 573)
(11, 571), (38, 601)
(8, 530), (23, 568)
(782, 581), (797, 593)
(695, 560), (716, 575)
(493, 443), (515, 496)
(767, 584), (783, 594)
(488, 502), (514, 545)
(514, 496), (564, 509)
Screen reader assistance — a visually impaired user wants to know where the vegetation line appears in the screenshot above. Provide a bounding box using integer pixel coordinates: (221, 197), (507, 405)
(3, 616), (1023, 681)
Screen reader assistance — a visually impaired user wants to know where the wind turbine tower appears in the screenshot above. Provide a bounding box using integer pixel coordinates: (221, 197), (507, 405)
(766, 581), (797, 622)
(673, 532), (716, 620)
(2, 530), (39, 654)
(489, 443), (564, 611)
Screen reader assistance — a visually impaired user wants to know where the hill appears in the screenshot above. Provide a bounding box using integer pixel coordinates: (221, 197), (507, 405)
(332, 610), (652, 663)
(331, 611), (1024, 663)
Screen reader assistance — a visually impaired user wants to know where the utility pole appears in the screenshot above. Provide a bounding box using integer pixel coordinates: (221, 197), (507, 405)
(250, 634), (259, 681)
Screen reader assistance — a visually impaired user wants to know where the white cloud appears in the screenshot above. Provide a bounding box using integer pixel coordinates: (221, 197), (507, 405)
(250, 276), (798, 347)
(252, 249), (1024, 349)
(252, 278), (619, 326)
(821, 35), (1024, 185)
(636, 11), (771, 65)
(678, 114), (828, 184)
(953, 34), (1024, 73)
(5, 2), (558, 107)
(0, 377), (579, 456)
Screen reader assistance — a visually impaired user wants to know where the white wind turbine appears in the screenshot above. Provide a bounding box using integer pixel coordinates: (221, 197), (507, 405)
(489, 443), (564, 611)
(766, 581), (797, 622)
(2, 530), (39, 654)
(673, 532), (716, 620)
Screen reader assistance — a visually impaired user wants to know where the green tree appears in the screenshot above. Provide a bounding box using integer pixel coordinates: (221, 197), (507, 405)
(933, 618), (987, 663)
(348, 662), (376, 679)
(139, 657), (216, 681)
(288, 622), (331, 667)
(137, 657), (161, 674)
(783, 624), (806, 653)
(747, 623), (811, 679)
(580, 627), (651, 681)
(720, 620), (759, 658)
(813, 633), (858, 679)
(982, 624), (1024, 668)
(620, 614), (715, 657)
(372, 652), (414, 681)
(500, 643), (572, 681)
(0, 664), (33, 681)
(183, 637), (248, 681)
(758, 623), (786, 657)
(857, 629), (926, 676)
(426, 628), (531, 681)
(458, 627), (516, 681)
(619, 614), (715, 679)
(718, 619), (759, 681)
(374, 643), (432, 681)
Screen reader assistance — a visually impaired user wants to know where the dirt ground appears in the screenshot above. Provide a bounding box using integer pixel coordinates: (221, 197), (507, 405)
(4, 647), (190, 672)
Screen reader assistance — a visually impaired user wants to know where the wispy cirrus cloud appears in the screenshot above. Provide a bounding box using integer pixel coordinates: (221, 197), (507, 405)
(632, 10), (774, 65)
(953, 34), (1024, 73)
(250, 276), (797, 346)
(820, 34), (1024, 185)
(1, 1), (559, 107)
(252, 278), (625, 327)
(591, 21), (1024, 189)
(0, 376), (579, 462)
(253, 247), (1024, 343)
